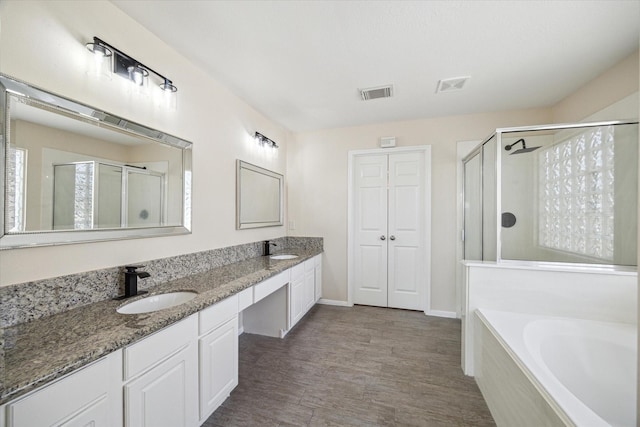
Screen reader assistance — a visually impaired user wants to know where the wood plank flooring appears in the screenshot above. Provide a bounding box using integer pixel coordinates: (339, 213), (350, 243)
(204, 304), (495, 426)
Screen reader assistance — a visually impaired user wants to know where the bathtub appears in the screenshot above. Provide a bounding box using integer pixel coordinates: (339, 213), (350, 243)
(474, 309), (637, 427)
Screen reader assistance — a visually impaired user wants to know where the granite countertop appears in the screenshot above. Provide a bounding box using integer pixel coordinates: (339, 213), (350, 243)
(0, 248), (321, 405)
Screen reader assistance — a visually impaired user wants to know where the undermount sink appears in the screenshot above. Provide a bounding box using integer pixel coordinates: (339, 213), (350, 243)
(117, 291), (198, 315)
(270, 254), (298, 260)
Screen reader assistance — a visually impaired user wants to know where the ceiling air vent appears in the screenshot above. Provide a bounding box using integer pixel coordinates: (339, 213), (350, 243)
(436, 76), (470, 93)
(360, 85), (393, 101)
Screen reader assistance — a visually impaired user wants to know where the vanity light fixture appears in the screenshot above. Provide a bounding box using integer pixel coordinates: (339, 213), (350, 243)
(254, 132), (278, 149)
(85, 36), (178, 93)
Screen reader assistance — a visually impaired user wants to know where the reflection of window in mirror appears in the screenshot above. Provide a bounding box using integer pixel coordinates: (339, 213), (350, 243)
(6, 146), (27, 232)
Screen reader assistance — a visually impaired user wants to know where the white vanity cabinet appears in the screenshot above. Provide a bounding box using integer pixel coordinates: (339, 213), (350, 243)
(2, 253), (323, 427)
(198, 295), (239, 422)
(290, 254), (322, 329)
(4, 350), (123, 427)
(123, 315), (199, 427)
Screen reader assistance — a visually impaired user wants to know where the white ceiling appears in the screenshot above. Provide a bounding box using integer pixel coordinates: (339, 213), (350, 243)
(111, 1), (640, 132)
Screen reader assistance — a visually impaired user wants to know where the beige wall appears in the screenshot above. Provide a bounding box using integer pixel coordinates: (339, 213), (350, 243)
(287, 108), (553, 311)
(552, 50), (639, 123)
(289, 50), (639, 312)
(0, 1), (291, 286)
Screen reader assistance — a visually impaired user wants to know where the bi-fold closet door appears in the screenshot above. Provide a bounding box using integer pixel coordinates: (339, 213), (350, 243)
(352, 150), (426, 310)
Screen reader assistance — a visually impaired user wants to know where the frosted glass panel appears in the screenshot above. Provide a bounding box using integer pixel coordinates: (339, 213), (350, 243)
(96, 164), (122, 229)
(127, 172), (163, 227)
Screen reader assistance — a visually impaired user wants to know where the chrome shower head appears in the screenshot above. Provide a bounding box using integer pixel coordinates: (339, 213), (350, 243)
(505, 138), (541, 155)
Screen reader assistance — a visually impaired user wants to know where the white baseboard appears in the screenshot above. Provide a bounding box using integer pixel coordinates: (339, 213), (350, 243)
(317, 298), (351, 307)
(425, 309), (458, 319)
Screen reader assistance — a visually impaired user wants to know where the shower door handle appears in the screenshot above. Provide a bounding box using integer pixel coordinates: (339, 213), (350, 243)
(389, 235), (396, 241)
(380, 235), (386, 241)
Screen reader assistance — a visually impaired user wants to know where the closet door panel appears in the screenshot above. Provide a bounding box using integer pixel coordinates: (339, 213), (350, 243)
(353, 155), (389, 307)
(388, 152), (424, 310)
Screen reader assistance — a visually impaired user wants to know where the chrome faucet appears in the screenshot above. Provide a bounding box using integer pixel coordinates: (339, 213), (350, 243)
(263, 240), (277, 256)
(123, 265), (150, 298)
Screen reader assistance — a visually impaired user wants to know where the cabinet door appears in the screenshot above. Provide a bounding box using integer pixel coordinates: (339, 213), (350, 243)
(303, 269), (315, 312)
(314, 256), (322, 302)
(199, 316), (238, 421)
(124, 343), (198, 427)
(290, 276), (305, 327)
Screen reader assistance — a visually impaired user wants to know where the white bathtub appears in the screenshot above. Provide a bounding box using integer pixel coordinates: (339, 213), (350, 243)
(476, 309), (637, 427)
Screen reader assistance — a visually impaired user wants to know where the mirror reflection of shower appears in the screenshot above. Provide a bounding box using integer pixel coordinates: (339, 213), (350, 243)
(53, 161), (165, 230)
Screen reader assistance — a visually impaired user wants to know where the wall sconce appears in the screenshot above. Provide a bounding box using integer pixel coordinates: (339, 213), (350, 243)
(254, 132), (278, 149)
(86, 36), (178, 94)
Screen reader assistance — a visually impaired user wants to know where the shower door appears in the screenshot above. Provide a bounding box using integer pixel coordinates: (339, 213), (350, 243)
(125, 169), (164, 227)
(463, 152), (482, 260)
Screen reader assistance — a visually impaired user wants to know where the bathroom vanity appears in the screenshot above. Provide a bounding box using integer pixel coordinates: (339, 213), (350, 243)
(0, 251), (323, 427)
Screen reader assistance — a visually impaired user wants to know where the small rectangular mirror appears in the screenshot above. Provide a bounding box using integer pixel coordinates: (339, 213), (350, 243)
(0, 74), (193, 249)
(236, 160), (283, 229)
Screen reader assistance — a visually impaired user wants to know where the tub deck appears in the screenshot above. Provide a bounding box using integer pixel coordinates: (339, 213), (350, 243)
(473, 309), (637, 427)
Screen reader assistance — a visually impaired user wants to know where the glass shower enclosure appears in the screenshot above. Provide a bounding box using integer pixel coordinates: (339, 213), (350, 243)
(53, 161), (165, 230)
(463, 120), (639, 267)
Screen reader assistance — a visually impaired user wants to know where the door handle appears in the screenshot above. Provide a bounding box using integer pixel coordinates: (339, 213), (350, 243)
(380, 235), (386, 241)
(389, 235), (396, 241)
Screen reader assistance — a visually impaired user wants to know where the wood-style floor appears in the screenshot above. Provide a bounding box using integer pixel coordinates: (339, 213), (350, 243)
(204, 304), (495, 426)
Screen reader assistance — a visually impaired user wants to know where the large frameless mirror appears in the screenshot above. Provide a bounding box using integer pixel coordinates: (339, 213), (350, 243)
(0, 74), (193, 249)
(236, 160), (283, 229)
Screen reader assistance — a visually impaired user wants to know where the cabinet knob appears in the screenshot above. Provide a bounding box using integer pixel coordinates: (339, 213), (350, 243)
(380, 235), (386, 241)
(389, 235), (396, 241)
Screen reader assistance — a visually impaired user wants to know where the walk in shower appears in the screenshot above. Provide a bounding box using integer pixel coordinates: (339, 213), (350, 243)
(463, 120), (639, 267)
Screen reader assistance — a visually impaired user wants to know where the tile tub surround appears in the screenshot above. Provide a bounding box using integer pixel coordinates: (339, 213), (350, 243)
(0, 236), (322, 328)
(0, 245), (322, 405)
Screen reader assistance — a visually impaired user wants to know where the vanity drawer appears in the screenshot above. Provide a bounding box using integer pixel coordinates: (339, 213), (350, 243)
(199, 294), (238, 335)
(124, 314), (197, 381)
(254, 271), (289, 303)
(237, 287), (253, 311)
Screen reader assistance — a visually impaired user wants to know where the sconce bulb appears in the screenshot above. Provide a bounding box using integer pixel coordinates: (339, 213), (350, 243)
(254, 132), (279, 150)
(160, 80), (178, 93)
(128, 65), (148, 86)
(86, 42), (112, 58)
